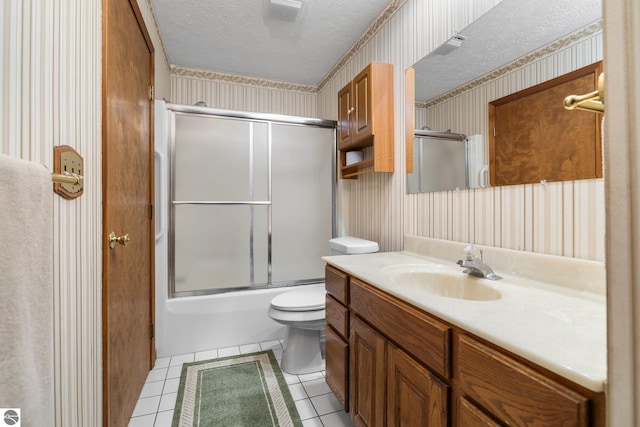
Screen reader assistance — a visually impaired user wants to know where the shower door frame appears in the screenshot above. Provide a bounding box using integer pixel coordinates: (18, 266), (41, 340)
(166, 104), (337, 298)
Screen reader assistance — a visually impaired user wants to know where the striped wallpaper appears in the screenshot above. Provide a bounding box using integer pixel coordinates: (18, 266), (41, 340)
(1, 1), (102, 425)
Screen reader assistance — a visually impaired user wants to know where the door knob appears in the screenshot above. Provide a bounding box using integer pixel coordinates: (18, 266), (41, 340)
(109, 232), (131, 249)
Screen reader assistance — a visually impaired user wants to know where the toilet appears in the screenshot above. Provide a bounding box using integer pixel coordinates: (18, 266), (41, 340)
(268, 236), (379, 374)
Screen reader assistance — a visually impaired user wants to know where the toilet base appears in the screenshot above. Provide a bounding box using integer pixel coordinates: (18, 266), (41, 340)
(280, 326), (325, 375)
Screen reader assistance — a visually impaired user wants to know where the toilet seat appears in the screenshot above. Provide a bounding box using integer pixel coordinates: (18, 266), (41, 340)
(270, 285), (326, 312)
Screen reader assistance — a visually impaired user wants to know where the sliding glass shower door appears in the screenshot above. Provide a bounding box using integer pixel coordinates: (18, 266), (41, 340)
(169, 108), (335, 296)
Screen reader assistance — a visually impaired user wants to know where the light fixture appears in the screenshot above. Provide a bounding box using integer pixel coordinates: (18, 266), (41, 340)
(267, 0), (303, 22)
(433, 34), (467, 56)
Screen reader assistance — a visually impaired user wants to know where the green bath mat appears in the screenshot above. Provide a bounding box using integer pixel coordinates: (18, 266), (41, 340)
(172, 350), (303, 427)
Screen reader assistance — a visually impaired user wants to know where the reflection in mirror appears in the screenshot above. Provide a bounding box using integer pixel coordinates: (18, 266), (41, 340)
(408, 0), (602, 194)
(407, 130), (489, 193)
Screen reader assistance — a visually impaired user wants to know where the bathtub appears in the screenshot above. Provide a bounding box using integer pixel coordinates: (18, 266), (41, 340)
(155, 286), (297, 357)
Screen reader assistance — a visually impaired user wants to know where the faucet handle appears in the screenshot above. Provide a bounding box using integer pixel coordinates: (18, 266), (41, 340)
(463, 245), (477, 260)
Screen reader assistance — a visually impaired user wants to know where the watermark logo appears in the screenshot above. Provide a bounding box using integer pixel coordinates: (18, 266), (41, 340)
(1, 409), (20, 426)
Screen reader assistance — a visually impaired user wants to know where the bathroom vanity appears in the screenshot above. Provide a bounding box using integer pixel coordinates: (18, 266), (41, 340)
(324, 236), (606, 427)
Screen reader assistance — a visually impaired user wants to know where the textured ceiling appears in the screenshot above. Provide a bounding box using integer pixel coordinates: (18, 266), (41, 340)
(151, 0), (395, 86)
(414, 0), (603, 102)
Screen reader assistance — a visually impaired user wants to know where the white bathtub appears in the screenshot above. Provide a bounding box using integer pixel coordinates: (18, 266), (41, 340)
(155, 286), (295, 357)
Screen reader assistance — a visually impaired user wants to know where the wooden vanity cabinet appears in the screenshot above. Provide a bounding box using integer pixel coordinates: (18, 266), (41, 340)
(324, 265), (606, 427)
(337, 61), (394, 179)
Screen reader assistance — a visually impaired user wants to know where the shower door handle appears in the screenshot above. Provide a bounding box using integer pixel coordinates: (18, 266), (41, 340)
(109, 231), (131, 249)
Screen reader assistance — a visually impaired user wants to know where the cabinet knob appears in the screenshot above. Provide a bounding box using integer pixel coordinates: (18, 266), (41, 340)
(348, 107), (355, 115)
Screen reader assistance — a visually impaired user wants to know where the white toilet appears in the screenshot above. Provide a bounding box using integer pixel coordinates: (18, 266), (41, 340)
(268, 236), (379, 374)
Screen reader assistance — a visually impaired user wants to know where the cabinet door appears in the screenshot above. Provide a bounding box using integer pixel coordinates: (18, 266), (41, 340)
(350, 316), (387, 427)
(326, 325), (349, 410)
(353, 66), (373, 142)
(387, 344), (448, 427)
(458, 397), (501, 427)
(338, 82), (354, 146)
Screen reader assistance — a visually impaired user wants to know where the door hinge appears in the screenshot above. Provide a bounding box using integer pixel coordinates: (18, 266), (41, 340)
(493, 127), (496, 138)
(150, 204), (154, 220)
(149, 85), (155, 101)
(150, 323), (155, 339)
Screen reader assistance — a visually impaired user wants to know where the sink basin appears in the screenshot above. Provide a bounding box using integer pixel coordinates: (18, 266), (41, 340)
(380, 265), (501, 301)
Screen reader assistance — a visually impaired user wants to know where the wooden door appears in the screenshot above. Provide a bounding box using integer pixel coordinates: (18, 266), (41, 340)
(387, 344), (448, 427)
(350, 316), (387, 427)
(102, 0), (155, 425)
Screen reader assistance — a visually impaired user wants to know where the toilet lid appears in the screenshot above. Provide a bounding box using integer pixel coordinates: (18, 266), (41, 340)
(271, 286), (326, 312)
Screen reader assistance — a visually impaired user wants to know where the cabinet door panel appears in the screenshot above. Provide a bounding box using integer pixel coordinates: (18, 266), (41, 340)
(353, 68), (372, 141)
(327, 294), (349, 339)
(350, 316), (386, 427)
(458, 334), (589, 426)
(387, 344), (448, 427)
(458, 397), (501, 427)
(326, 325), (349, 410)
(338, 83), (353, 146)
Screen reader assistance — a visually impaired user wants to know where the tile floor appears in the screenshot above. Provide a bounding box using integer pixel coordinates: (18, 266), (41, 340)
(128, 339), (354, 427)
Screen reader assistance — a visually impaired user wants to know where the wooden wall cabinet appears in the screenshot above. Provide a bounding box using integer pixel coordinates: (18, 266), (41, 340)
(324, 265), (605, 427)
(337, 62), (394, 179)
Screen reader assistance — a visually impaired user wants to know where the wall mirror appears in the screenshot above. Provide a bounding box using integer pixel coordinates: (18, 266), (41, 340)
(406, 0), (602, 194)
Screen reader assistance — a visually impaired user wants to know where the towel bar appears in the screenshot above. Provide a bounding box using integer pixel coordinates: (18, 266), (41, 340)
(51, 172), (83, 185)
(563, 73), (604, 113)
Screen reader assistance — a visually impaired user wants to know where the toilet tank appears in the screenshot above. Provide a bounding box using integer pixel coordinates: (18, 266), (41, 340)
(329, 237), (379, 255)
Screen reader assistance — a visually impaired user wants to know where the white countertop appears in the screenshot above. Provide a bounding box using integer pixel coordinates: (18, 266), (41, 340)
(323, 240), (607, 392)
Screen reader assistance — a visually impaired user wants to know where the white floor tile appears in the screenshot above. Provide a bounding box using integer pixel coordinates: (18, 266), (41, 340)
(169, 353), (194, 366)
(298, 371), (324, 382)
(166, 365), (183, 379)
(194, 349), (218, 361)
(311, 393), (343, 416)
(132, 396), (161, 417)
(301, 417), (324, 427)
(158, 392), (177, 412)
(154, 410), (174, 427)
(294, 398), (319, 420)
(139, 381), (165, 399)
(128, 413), (155, 427)
(218, 346), (241, 357)
(145, 368), (167, 383)
(320, 410), (354, 427)
(287, 382), (308, 401)
(283, 372), (301, 385)
(153, 357), (170, 369)
(302, 378), (331, 397)
(240, 343), (262, 354)
(163, 377), (180, 394)
(260, 340), (282, 350)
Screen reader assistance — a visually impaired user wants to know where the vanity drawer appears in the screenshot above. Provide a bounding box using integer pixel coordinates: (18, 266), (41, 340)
(458, 334), (589, 426)
(349, 278), (451, 379)
(325, 265), (349, 305)
(326, 294), (349, 339)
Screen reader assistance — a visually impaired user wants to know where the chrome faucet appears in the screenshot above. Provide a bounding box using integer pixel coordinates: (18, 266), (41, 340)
(456, 245), (502, 280)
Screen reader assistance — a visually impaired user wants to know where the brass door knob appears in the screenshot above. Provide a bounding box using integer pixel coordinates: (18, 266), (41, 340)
(109, 232), (131, 249)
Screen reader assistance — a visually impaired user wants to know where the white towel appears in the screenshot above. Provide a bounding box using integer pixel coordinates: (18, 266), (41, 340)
(0, 154), (54, 427)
